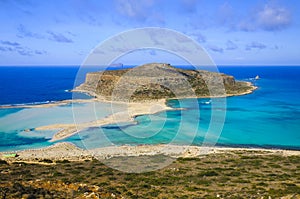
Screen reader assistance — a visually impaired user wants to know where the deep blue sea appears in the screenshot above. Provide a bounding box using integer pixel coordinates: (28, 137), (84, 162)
(0, 66), (299, 151)
(0, 66), (94, 105)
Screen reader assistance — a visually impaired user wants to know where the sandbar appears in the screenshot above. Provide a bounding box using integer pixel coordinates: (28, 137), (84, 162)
(35, 99), (173, 142)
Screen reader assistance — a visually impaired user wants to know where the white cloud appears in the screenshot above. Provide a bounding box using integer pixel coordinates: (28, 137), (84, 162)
(113, 0), (166, 26)
(47, 31), (73, 43)
(245, 42), (267, 51)
(207, 45), (223, 53)
(226, 40), (238, 50)
(256, 4), (291, 31)
(180, 0), (197, 13)
(114, 0), (155, 22)
(185, 31), (206, 43)
(238, 3), (292, 32)
(216, 2), (235, 27)
(17, 24), (45, 39)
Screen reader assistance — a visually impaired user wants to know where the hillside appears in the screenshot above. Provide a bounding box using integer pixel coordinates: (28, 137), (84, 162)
(1, 151), (299, 198)
(75, 63), (256, 101)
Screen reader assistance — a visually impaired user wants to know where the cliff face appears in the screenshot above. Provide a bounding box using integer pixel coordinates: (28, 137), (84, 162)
(75, 63), (255, 101)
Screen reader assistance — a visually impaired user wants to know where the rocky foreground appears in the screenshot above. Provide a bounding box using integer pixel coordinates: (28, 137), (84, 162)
(75, 63), (256, 101)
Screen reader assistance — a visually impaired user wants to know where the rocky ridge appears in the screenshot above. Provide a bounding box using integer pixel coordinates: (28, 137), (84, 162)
(75, 63), (255, 101)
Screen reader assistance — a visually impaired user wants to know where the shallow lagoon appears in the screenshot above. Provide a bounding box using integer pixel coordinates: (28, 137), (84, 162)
(0, 102), (125, 151)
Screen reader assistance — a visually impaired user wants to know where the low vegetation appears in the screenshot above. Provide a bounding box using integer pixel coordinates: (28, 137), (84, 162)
(1, 151), (299, 198)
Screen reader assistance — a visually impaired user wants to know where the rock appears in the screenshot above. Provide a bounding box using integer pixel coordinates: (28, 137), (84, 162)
(74, 63), (255, 101)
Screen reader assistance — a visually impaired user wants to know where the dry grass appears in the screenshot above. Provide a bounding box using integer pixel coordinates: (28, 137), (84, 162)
(0, 151), (299, 198)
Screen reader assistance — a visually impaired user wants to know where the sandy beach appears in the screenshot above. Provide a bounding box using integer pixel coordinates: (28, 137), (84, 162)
(1, 142), (299, 163)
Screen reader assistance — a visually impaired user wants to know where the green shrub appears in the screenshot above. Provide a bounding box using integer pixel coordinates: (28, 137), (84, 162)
(198, 170), (219, 177)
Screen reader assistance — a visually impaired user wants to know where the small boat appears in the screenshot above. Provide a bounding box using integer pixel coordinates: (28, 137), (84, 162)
(255, 75), (260, 80)
(202, 100), (211, 105)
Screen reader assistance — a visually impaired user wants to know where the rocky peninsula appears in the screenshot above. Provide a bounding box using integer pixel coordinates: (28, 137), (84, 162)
(74, 63), (256, 101)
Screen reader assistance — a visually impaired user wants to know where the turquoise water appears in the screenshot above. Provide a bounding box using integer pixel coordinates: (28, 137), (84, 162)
(69, 93), (300, 150)
(0, 66), (300, 151)
(0, 102), (125, 151)
(68, 67), (300, 150)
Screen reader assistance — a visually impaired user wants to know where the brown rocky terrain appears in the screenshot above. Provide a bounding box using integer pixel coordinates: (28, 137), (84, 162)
(74, 63), (256, 101)
(1, 150), (299, 198)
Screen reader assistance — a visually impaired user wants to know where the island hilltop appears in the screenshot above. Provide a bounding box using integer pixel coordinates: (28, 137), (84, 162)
(75, 63), (256, 101)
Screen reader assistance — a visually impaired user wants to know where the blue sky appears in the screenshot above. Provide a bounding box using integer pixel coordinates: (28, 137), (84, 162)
(0, 0), (299, 66)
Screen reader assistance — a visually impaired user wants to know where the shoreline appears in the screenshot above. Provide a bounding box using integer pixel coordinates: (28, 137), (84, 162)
(0, 81), (259, 154)
(0, 80), (257, 109)
(0, 98), (99, 109)
(73, 80), (258, 101)
(1, 142), (299, 163)
(0, 81), (258, 146)
(168, 83), (258, 100)
(226, 82), (258, 97)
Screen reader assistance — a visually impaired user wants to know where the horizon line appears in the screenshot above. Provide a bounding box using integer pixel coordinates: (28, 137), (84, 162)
(0, 64), (300, 67)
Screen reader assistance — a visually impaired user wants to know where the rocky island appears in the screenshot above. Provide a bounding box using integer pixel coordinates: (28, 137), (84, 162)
(74, 63), (256, 101)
